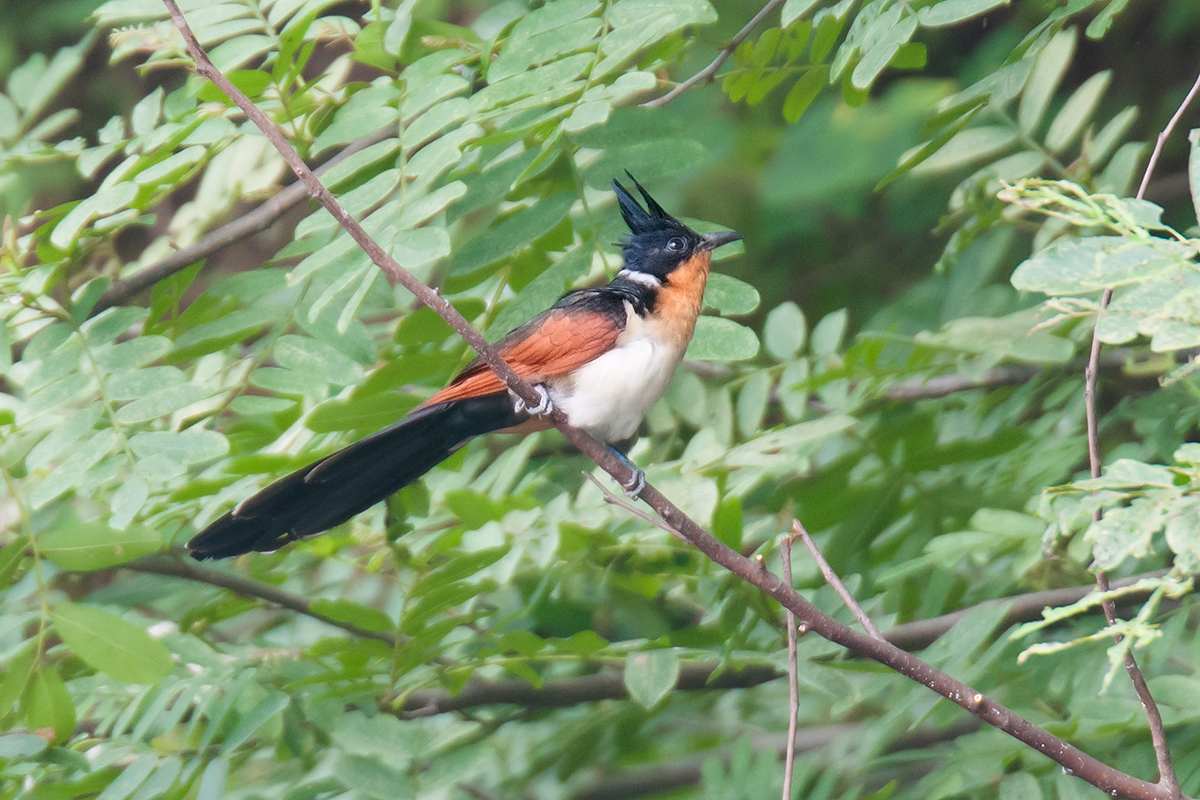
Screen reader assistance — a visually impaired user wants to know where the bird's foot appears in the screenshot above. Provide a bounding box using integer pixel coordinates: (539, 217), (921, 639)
(606, 445), (645, 499)
(514, 385), (553, 416)
(621, 467), (646, 499)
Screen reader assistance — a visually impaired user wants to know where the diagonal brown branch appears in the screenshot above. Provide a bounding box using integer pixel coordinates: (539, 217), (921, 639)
(640, 0), (788, 108)
(160, 5), (1192, 797)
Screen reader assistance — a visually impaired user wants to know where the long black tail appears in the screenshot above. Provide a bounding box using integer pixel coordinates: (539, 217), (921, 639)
(186, 394), (525, 560)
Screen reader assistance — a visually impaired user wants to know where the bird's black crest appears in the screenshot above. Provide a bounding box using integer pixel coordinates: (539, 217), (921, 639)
(613, 172), (683, 235)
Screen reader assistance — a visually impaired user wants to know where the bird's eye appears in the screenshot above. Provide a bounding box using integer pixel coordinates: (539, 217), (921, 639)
(667, 237), (686, 252)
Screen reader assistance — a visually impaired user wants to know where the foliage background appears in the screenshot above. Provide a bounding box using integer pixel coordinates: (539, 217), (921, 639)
(3, 0), (1200, 798)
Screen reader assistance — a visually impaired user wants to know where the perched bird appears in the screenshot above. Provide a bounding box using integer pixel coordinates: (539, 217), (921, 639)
(187, 176), (742, 560)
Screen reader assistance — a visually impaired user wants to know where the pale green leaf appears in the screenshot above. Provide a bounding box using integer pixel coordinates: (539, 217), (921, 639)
(22, 667), (75, 743)
(781, 0), (821, 28)
(114, 383), (213, 424)
(274, 335), (364, 386)
(685, 316), (760, 361)
(129, 429), (228, 464)
(1011, 236), (1191, 295)
(39, 520), (160, 571)
(1044, 70), (1111, 153)
(52, 603), (171, 684)
(703, 273), (760, 316)
(624, 650), (680, 708)
(811, 309), (847, 357)
(1018, 29), (1076, 133)
(737, 371), (772, 438)
(910, 125), (1017, 174)
(764, 301), (806, 361)
(917, 0), (1010, 26)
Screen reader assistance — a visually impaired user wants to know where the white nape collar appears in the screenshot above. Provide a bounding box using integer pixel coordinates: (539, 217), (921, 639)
(617, 269), (662, 288)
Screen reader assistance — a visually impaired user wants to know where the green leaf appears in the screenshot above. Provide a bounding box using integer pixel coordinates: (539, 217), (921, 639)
(22, 666), (75, 743)
(876, 106), (979, 189)
(1044, 70), (1111, 153)
(129, 429), (229, 464)
(309, 599), (395, 632)
(490, 248), (592, 335)
(781, 0), (821, 28)
(274, 335), (364, 386)
(106, 366), (185, 400)
(39, 519), (160, 571)
(313, 84), (401, 156)
(811, 309), (847, 357)
(95, 752), (156, 800)
(624, 649), (680, 708)
(764, 301), (806, 361)
(712, 494), (743, 550)
(52, 603), (171, 683)
(686, 316), (760, 361)
(702, 273), (760, 316)
(110, 475), (149, 530)
(114, 383), (213, 424)
(851, 12), (916, 90)
(93, 336), (172, 371)
(1018, 28), (1076, 134)
(0, 536), (29, 588)
(402, 579), (495, 630)
(597, 0), (717, 79)
(450, 192), (575, 277)
(1086, 0), (1131, 39)
(1011, 236), (1192, 295)
(0, 647), (37, 718)
(195, 757), (228, 800)
(917, 0), (1010, 26)
(1087, 498), (1165, 570)
(28, 432), (118, 509)
(782, 65), (827, 124)
(224, 692), (290, 751)
(0, 734), (47, 759)
(910, 125), (1017, 174)
(130, 86), (162, 136)
(409, 547), (509, 597)
(737, 371), (772, 438)
(333, 753), (415, 799)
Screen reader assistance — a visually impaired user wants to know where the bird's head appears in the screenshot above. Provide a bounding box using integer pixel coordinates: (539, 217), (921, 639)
(613, 173), (741, 283)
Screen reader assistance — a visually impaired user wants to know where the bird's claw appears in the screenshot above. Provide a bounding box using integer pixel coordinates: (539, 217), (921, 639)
(621, 467), (646, 499)
(514, 385), (553, 416)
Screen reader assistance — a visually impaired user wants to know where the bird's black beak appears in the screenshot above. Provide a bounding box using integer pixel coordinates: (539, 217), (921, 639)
(700, 230), (743, 251)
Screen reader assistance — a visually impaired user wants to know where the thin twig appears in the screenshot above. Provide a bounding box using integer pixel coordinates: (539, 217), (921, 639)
(640, 0), (788, 108)
(780, 534), (800, 800)
(127, 551), (399, 646)
(792, 520), (883, 641)
(160, 6), (1191, 797)
(1081, 65), (1200, 800)
(91, 125), (393, 317)
(582, 470), (681, 537)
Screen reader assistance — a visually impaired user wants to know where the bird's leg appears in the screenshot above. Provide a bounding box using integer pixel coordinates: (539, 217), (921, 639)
(606, 445), (646, 499)
(513, 384), (553, 416)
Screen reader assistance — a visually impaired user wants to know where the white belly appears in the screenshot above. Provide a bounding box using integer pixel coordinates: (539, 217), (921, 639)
(548, 323), (682, 443)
